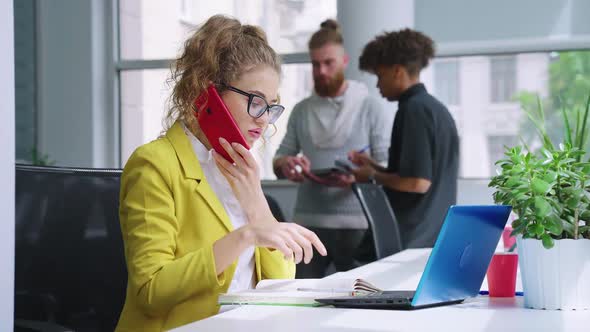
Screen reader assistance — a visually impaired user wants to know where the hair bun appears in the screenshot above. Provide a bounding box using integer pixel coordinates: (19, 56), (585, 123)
(320, 19), (340, 32)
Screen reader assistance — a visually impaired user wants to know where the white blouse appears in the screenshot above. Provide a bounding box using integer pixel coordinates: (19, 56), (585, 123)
(183, 126), (256, 298)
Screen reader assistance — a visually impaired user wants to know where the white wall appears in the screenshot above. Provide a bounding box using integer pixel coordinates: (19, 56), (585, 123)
(0, 0), (15, 329)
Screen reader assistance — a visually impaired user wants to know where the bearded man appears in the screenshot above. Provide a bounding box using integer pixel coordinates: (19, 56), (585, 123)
(273, 19), (390, 278)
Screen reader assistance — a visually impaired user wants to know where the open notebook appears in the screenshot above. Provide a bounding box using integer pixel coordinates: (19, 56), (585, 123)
(218, 278), (382, 307)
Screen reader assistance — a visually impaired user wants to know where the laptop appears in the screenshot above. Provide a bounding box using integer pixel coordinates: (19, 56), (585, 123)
(316, 205), (512, 310)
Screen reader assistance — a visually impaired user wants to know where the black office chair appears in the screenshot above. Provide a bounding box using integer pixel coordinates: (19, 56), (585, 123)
(15, 165), (127, 332)
(265, 194), (287, 222)
(351, 183), (403, 259)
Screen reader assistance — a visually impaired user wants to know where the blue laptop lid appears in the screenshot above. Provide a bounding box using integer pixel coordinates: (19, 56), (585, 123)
(412, 205), (512, 307)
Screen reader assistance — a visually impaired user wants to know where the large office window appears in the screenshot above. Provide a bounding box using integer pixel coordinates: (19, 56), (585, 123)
(116, 1), (590, 178)
(113, 1), (589, 179)
(119, 0), (336, 60)
(420, 51), (590, 177)
(11, 0), (590, 179)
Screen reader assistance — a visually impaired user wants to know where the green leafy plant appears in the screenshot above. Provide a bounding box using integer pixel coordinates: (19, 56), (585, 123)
(489, 93), (590, 249)
(30, 147), (55, 166)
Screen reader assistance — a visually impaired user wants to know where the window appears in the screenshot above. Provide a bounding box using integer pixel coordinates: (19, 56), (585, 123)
(490, 56), (516, 103)
(119, 0), (336, 59)
(13, 0), (590, 180)
(114, 2), (590, 179)
(120, 69), (171, 164)
(421, 51), (590, 177)
(433, 59), (460, 106)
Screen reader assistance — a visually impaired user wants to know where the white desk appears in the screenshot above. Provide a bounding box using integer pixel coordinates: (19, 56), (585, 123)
(172, 249), (589, 332)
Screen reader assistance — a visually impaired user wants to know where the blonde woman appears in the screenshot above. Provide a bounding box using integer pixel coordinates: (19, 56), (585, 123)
(116, 15), (327, 331)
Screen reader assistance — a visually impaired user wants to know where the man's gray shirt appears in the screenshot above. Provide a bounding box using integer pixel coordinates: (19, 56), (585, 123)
(275, 82), (390, 229)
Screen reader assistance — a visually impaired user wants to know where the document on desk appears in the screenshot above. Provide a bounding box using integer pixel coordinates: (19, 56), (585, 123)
(218, 278), (382, 307)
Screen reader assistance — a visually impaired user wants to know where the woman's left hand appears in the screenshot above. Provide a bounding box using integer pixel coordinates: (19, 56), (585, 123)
(213, 137), (274, 222)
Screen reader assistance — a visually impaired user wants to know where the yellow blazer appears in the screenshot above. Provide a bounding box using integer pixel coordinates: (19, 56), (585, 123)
(116, 121), (295, 332)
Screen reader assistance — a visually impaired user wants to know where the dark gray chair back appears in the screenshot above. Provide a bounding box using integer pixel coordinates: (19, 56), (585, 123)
(15, 164), (126, 332)
(352, 183), (403, 259)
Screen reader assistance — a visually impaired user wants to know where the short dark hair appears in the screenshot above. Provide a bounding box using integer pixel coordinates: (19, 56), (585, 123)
(308, 19), (343, 50)
(359, 28), (435, 76)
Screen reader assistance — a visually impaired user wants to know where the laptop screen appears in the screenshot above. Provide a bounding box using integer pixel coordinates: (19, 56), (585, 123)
(411, 205), (511, 306)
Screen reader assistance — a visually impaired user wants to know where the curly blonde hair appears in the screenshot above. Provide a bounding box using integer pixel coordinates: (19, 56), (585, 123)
(164, 15), (281, 133)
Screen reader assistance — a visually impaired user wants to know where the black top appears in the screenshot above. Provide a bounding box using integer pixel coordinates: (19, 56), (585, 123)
(385, 83), (459, 248)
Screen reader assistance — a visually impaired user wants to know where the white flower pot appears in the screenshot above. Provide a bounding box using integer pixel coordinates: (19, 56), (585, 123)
(517, 237), (590, 310)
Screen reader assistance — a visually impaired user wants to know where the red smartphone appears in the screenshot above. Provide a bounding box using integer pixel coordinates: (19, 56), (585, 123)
(194, 85), (250, 162)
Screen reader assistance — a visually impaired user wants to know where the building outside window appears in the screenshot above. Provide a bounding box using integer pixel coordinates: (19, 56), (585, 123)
(433, 59), (460, 106)
(490, 56), (517, 103)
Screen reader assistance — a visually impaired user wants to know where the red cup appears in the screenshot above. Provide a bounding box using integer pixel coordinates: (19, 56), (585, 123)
(486, 252), (518, 297)
(502, 227), (516, 251)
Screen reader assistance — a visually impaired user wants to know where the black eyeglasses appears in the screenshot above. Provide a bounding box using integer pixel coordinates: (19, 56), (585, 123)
(221, 84), (285, 124)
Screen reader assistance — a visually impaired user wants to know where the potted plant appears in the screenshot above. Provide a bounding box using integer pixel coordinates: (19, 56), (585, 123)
(489, 94), (590, 310)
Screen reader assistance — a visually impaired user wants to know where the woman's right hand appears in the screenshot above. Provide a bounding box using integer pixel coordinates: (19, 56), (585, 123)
(244, 220), (327, 264)
(213, 138), (327, 264)
(213, 138), (275, 222)
(214, 217), (328, 275)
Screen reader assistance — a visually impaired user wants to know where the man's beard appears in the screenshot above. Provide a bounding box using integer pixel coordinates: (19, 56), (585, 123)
(314, 70), (345, 97)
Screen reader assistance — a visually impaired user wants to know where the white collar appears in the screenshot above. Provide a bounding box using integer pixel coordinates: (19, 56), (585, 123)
(182, 124), (215, 165)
